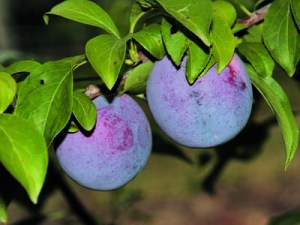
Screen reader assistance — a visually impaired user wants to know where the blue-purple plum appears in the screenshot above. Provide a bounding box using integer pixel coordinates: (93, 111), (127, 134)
(146, 54), (253, 148)
(56, 94), (152, 191)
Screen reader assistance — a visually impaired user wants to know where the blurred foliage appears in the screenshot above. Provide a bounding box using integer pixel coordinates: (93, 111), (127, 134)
(268, 210), (300, 225)
(5, 0), (133, 58)
(3, 0), (262, 58)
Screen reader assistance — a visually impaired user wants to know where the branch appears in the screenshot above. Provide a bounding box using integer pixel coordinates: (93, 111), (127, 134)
(237, 3), (271, 28)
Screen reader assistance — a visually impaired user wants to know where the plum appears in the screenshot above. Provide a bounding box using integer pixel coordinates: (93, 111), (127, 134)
(146, 54), (253, 148)
(56, 94), (152, 191)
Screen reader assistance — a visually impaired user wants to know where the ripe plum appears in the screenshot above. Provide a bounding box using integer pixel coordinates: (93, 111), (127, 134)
(56, 94), (152, 190)
(146, 54), (253, 148)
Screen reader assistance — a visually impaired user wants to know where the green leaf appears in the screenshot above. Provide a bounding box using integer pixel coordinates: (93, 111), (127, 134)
(0, 72), (17, 113)
(291, 0), (300, 29)
(199, 55), (217, 77)
(156, 0), (212, 46)
(124, 60), (154, 94)
(86, 34), (127, 90)
(242, 24), (263, 43)
(70, 54), (87, 70)
(0, 194), (7, 223)
(133, 24), (165, 59)
(14, 57), (75, 146)
(211, 14), (235, 73)
(161, 19), (188, 66)
(246, 65), (298, 168)
(68, 123), (79, 133)
(232, 23), (247, 34)
(238, 42), (275, 77)
(186, 41), (210, 84)
(5, 60), (41, 75)
(129, 1), (158, 32)
(0, 114), (48, 203)
(44, 0), (120, 38)
(130, 2), (145, 31)
(213, 0), (237, 27)
(263, 0), (300, 76)
(73, 91), (97, 131)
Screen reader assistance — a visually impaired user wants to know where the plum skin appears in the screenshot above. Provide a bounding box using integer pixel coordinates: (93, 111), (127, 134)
(56, 94), (152, 191)
(146, 54), (253, 148)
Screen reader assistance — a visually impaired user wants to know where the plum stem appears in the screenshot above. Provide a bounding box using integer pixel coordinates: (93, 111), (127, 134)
(84, 84), (102, 99)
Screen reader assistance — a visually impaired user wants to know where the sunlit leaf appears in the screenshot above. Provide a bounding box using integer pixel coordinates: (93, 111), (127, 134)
(211, 14), (235, 73)
(263, 0), (300, 76)
(238, 42), (275, 77)
(213, 0), (237, 27)
(199, 55), (217, 77)
(44, 0), (120, 38)
(133, 24), (165, 59)
(130, 2), (145, 31)
(186, 41), (210, 84)
(291, 0), (300, 29)
(0, 114), (48, 203)
(86, 34), (127, 90)
(161, 19), (188, 66)
(246, 65), (298, 168)
(129, 1), (159, 32)
(73, 91), (97, 131)
(4, 60), (41, 75)
(156, 0), (212, 46)
(14, 57), (76, 146)
(0, 72), (17, 113)
(242, 24), (263, 43)
(232, 23), (247, 33)
(124, 60), (154, 94)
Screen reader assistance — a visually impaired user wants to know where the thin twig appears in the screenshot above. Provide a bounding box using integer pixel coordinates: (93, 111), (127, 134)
(237, 3), (271, 28)
(49, 159), (103, 225)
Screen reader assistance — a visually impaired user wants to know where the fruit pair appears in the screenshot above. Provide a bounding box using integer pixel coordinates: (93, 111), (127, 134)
(56, 53), (253, 190)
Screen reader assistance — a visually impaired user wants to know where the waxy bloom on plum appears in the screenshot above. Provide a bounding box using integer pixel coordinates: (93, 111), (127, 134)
(56, 94), (152, 191)
(146, 54), (253, 148)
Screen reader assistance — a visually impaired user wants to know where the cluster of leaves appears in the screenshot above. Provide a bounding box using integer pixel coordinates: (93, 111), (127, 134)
(0, 0), (299, 223)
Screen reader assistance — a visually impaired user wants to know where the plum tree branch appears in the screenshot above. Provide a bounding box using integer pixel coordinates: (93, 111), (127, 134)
(237, 3), (271, 28)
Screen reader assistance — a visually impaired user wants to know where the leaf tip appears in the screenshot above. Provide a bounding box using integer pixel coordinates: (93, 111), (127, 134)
(28, 179), (46, 205)
(216, 63), (225, 74)
(0, 214), (7, 224)
(202, 35), (212, 47)
(284, 136), (299, 171)
(0, 218), (7, 224)
(43, 14), (50, 25)
(284, 156), (291, 170)
(105, 80), (116, 90)
(30, 196), (39, 205)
